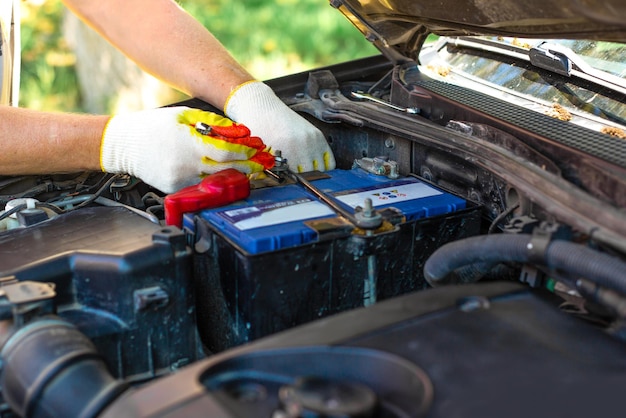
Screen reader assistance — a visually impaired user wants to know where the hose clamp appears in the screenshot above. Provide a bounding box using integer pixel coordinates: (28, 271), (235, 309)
(526, 226), (553, 266)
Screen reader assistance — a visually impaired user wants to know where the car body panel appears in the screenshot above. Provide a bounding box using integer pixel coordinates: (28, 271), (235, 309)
(0, 1), (625, 417)
(332, 0), (626, 62)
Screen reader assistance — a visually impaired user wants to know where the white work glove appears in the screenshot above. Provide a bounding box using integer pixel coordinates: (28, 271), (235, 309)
(101, 107), (274, 193)
(225, 81), (336, 173)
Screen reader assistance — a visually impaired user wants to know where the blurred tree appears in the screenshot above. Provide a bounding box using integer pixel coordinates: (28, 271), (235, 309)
(20, 0), (377, 113)
(63, 12), (185, 114)
(19, 0), (80, 111)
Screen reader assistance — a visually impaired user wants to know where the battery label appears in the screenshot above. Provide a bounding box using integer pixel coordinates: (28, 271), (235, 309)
(196, 169), (467, 255)
(219, 198), (335, 231)
(334, 181), (442, 208)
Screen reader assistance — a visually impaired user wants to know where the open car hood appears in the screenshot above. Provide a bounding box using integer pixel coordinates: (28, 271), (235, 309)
(332, 0), (626, 62)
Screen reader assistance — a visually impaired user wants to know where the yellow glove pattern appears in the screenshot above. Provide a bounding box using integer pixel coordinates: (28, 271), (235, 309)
(101, 106), (274, 193)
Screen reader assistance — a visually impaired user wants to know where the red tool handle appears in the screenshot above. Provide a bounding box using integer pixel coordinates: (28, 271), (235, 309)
(164, 169), (250, 228)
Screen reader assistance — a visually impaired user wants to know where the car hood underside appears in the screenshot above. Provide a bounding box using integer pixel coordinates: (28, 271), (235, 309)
(332, 0), (626, 61)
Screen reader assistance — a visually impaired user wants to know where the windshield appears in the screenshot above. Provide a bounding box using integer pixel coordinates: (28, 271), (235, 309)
(420, 37), (626, 130)
(489, 37), (626, 79)
(555, 40), (626, 78)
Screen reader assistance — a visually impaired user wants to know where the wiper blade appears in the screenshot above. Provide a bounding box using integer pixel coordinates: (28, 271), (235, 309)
(528, 43), (572, 76)
(447, 37), (626, 96)
(528, 42), (626, 95)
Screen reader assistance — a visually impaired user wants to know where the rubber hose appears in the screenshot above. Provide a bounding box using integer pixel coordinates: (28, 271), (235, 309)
(0, 318), (128, 418)
(424, 234), (626, 295)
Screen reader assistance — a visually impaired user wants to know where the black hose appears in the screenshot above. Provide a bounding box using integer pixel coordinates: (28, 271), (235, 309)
(0, 204), (27, 222)
(65, 174), (123, 212)
(423, 234), (626, 295)
(0, 318), (128, 418)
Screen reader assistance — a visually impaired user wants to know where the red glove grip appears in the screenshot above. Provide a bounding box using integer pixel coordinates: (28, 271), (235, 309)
(164, 168), (250, 228)
(209, 123), (250, 139)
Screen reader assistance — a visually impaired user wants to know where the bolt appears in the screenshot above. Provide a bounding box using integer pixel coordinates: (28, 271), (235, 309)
(363, 198), (374, 218)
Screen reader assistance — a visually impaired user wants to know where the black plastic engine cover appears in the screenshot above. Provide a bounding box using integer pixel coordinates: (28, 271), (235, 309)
(100, 281), (626, 417)
(0, 207), (202, 382)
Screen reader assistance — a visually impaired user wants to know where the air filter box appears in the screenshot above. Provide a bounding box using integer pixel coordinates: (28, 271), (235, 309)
(189, 168), (481, 352)
(0, 207), (202, 382)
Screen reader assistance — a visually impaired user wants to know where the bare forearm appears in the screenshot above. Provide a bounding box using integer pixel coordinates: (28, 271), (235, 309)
(62, 0), (254, 109)
(0, 106), (105, 174)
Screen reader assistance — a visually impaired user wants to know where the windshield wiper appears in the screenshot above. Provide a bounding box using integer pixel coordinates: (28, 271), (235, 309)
(529, 42), (626, 95)
(447, 37), (626, 96)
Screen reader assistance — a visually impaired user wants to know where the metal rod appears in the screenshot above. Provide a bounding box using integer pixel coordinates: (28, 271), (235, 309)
(289, 172), (382, 230)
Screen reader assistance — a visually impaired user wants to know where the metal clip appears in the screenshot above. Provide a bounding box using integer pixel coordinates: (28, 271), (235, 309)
(194, 122), (212, 135)
(351, 91), (420, 114)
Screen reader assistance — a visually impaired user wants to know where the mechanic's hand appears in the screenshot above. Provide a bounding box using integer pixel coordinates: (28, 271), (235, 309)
(225, 81), (336, 173)
(100, 107), (275, 193)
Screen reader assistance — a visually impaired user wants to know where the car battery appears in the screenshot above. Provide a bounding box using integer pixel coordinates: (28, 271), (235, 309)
(188, 168), (481, 353)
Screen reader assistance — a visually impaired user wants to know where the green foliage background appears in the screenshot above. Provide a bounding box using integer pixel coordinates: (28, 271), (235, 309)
(19, 0), (378, 112)
(20, 1), (81, 111)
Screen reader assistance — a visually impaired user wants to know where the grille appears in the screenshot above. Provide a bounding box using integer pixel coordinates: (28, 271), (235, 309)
(415, 80), (626, 168)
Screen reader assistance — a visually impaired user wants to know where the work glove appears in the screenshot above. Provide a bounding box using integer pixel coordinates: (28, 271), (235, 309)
(101, 107), (275, 193)
(225, 81), (336, 173)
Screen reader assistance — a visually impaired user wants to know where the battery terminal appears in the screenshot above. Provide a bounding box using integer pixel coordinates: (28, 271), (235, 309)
(353, 157), (399, 179)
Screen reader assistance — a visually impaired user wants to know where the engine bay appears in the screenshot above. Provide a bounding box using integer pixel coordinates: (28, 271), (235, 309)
(1, 55), (626, 417)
